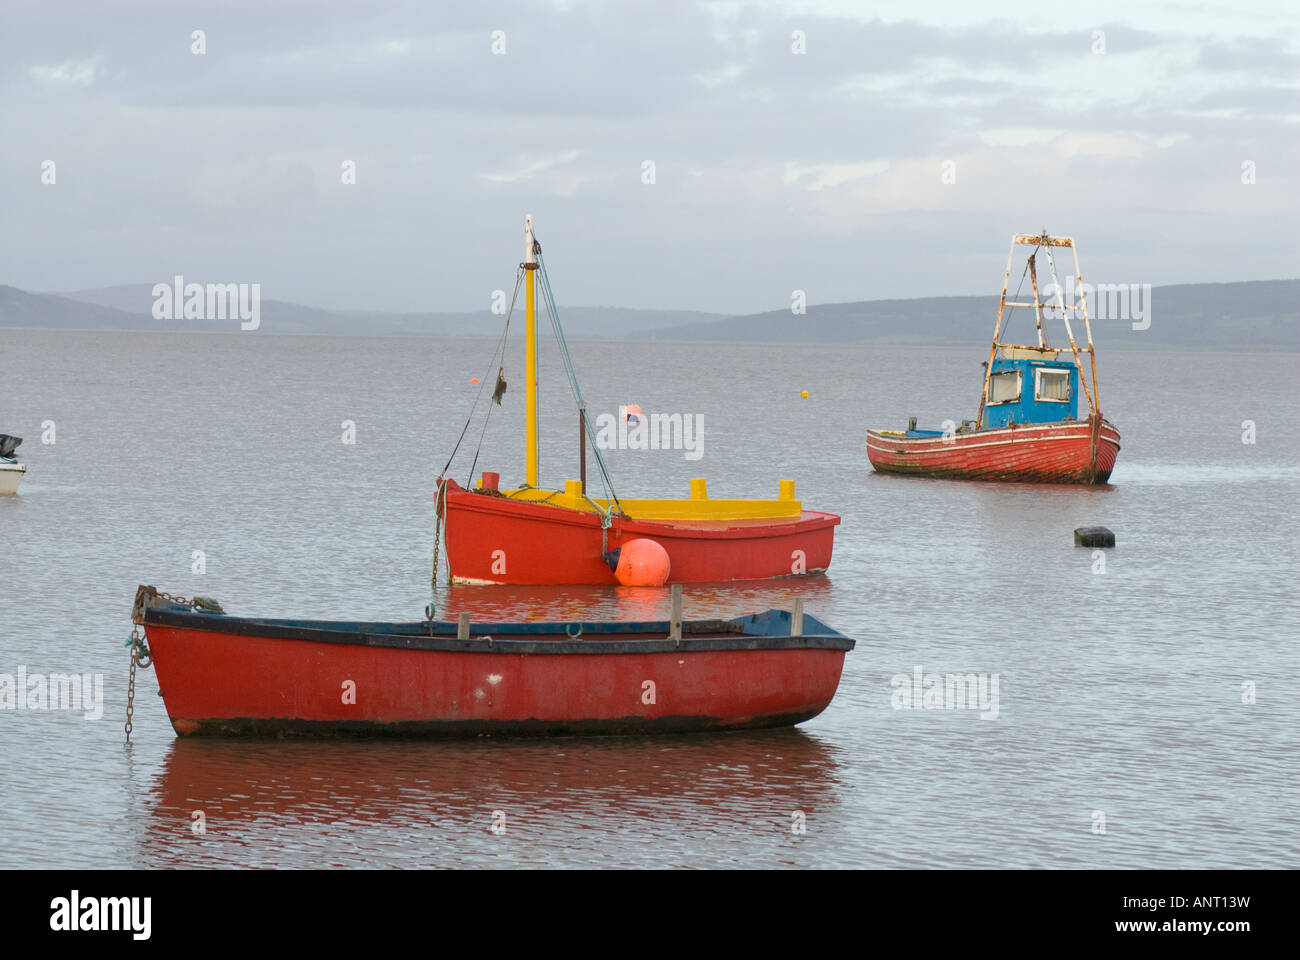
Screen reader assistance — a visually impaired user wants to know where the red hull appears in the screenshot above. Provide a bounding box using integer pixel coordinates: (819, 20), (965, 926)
(866, 420), (1120, 484)
(143, 622), (850, 737)
(442, 481), (840, 585)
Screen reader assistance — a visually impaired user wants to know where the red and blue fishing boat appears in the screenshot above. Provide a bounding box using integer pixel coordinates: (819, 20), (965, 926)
(130, 585), (854, 737)
(437, 215), (840, 586)
(867, 233), (1120, 484)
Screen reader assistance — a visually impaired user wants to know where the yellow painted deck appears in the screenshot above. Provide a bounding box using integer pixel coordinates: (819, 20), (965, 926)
(494, 478), (803, 521)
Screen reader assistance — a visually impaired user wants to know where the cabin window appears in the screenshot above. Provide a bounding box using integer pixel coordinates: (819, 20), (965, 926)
(989, 371), (1021, 404)
(1036, 368), (1070, 402)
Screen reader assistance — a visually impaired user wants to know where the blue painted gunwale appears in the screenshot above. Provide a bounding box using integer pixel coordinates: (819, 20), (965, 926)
(138, 593), (855, 655)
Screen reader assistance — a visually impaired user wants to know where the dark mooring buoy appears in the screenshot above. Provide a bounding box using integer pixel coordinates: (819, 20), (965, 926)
(1074, 526), (1115, 548)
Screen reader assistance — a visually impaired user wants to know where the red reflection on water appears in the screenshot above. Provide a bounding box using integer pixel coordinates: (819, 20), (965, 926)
(139, 730), (844, 866)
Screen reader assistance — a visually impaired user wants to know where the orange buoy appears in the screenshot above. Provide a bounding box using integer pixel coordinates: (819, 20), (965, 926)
(610, 538), (670, 587)
(471, 377), (480, 384)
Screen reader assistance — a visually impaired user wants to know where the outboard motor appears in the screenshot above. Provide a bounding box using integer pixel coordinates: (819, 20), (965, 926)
(0, 435), (22, 460)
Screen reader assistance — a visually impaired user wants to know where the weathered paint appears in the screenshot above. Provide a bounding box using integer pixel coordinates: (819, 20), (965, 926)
(137, 590), (854, 738)
(982, 356), (1079, 428)
(1012, 234), (1076, 246)
(866, 419), (1121, 484)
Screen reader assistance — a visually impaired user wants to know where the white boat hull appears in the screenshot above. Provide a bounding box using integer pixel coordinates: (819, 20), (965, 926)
(0, 463), (26, 495)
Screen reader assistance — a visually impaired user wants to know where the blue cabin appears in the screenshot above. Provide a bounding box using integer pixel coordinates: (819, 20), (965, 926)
(982, 354), (1078, 428)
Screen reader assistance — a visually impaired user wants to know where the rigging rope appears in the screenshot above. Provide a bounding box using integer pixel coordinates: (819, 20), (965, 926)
(440, 268), (523, 480)
(432, 268), (523, 597)
(1001, 242), (1040, 345)
(533, 237), (623, 514)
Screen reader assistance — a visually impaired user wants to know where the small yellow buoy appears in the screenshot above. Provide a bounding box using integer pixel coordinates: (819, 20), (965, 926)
(800, 390), (809, 399)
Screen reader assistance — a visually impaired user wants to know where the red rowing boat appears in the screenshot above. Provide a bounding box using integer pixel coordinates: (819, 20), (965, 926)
(867, 232), (1120, 485)
(131, 586), (854, 737)
(435, 215), (840, 586)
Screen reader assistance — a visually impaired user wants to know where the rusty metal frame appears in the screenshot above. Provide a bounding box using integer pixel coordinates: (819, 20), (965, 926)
(1027, 254), (1048, 348)
(977, 233), (1100, 429)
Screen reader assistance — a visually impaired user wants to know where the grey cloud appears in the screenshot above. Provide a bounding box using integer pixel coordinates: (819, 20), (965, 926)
(0, 1), (1294, 315)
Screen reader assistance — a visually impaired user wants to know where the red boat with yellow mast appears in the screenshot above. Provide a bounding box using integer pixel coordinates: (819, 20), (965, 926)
(437, 216), (840, 586)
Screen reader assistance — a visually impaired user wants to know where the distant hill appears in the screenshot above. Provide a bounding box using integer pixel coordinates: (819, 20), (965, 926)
(653, 279), (1300, 350)
(17, 284), (728, 339)
(2, 279), (1296, 349)
(0, 285), (151, 331)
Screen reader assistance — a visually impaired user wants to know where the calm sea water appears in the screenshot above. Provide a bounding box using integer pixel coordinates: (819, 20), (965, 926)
(1, 328), (1297, 868)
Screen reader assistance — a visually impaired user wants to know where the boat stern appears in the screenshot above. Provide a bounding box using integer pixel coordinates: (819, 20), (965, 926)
(0, 462), (27, 495)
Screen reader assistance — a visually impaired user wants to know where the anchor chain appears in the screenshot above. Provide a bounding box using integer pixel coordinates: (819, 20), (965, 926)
(126, 585), (216, 742)
(430, 477), (450, 616)
(124, 624), (152, 743)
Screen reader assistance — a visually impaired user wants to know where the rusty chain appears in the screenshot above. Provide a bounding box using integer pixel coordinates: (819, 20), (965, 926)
(429, 478), (451, 619)
(124, 623), (152, 742)
(127, 587), (220, 742)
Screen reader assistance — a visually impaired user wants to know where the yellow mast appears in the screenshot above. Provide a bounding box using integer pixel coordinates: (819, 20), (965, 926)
(524, 214), (539, 487)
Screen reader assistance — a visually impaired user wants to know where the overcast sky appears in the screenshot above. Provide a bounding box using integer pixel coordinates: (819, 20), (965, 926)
(2, 0), (1296, 313)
